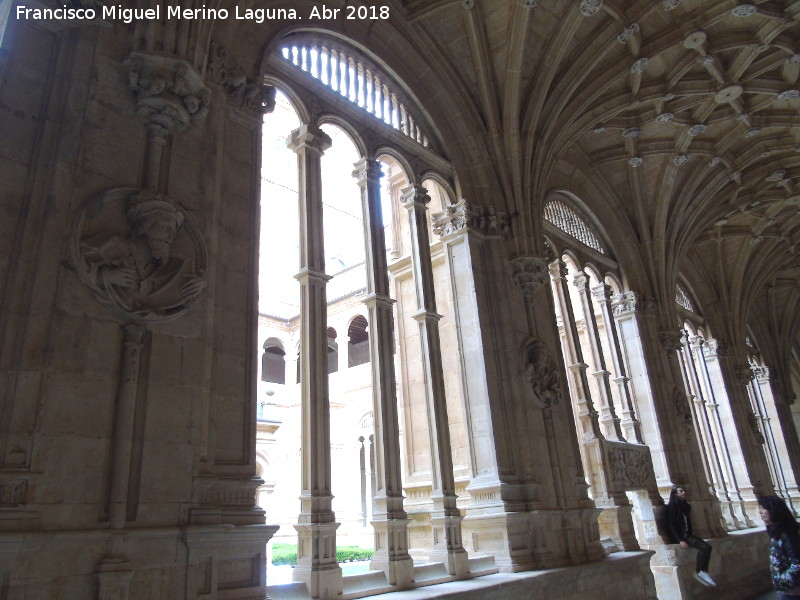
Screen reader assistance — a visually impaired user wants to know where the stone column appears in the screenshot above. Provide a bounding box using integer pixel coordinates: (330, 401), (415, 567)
(751, 367), (794, 499)
(699, 339), (753, 528)
(681, 336), (733, 524)
(657, 329), (726, 537)
(549, 261), (602, 442)
(713, 350), (775, 501)
(108, 325), (145, 530)
(287, 124), (342, 599)
(572, 272), (624, 442)
(401, 185), (468, 577)
(763, 372), (800, 511)
(591, 283), (643, 443)
(551, 266), (637, 550)
(353, 158), (413, 587)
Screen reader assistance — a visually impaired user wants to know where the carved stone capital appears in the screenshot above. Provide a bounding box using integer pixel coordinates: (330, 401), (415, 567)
(287, 124), (332, 156)
(612, 290), (657, 316)
(72, 188), (207, 322)
(659, 330), (684, 353)
(207, 42), (276, 116)
(432, 202), (508, 238)
(590, 283), (612, 303)
(524, 340), (562, 409)
(431, 199), (469, 237)
(400, 185), (430, 210)
(126, 53), (210, 134)
(352, 157), (383, 186)
(548, 259), (567, 281)
(510, 256), (549, 300)
(754, 366), (771, 382)
(688, 335), (705, 350)
(702, 338), (728, 357)
(572, 271), (590, 290)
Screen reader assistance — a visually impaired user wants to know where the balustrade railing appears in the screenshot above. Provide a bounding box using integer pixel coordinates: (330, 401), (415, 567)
(280, 38), (431, 148)
(544, 199), (605, 254)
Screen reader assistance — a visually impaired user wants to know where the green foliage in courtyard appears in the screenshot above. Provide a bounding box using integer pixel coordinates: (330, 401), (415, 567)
(270, 543), (375, 566)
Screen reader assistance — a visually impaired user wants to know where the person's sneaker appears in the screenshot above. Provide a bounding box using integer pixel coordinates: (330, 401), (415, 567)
(697, 571), (716, 587)
(693, 572), (712, 587)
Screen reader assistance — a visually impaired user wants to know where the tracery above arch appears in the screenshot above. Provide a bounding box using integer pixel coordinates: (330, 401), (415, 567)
(277, 32), (434, 151)
(675, 282), (695, 314)
(544, 198), (606, 255)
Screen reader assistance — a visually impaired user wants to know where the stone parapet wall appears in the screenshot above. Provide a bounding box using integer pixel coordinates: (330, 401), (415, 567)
(0, 524), (276, 599)
(649, 528), (770, 600)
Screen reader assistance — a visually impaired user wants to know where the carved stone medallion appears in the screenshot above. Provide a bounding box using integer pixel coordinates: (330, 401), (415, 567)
(72, 188), (207, 322)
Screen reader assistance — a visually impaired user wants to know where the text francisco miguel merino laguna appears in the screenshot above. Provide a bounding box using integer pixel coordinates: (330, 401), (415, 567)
(13, 5), (354, 24)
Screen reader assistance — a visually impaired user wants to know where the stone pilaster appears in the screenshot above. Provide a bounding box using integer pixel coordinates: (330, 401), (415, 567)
(401, 185), (468, 577)
(353, 158), (413, 587)
(432, 201), (541, 571)
(287, 124), (342, 599)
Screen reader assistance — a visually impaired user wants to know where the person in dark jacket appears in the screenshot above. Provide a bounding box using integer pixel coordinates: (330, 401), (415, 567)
(758, 495), (800, 598)
(667, 486), (716, 587)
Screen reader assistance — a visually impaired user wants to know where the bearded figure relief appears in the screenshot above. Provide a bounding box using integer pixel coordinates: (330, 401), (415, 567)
(73, 188), (207, 322)
(524, 339), (562, 409)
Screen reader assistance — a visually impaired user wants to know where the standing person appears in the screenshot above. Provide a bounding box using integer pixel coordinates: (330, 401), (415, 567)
(667, 486), (716, 587)
(758, 495), (800, 598)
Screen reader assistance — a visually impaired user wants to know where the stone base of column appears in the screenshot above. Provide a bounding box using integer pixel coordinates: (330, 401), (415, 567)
(718, 498), (744, 530)
(95, 554), (133, 600)
(184, 523), (278, 599)
(686, 497), (727, 539)
(627, 489), (671, 547)
(189, 475), (268, 525)
(462, 511), (537, 572)
(369, 518), (414, 588)
(292, 522), (343, 599)
(596, 497), (640, 551)
(428, 514), (469, 577)
(530, 507), (605, 567)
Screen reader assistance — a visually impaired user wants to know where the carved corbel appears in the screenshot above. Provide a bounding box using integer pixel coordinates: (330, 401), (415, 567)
(126, 53), (210, 135)
(735, 366), (755, 385)
(511, 256), (549, 302)
(207, 41), (276, 116)
(658, 330), (684, 353)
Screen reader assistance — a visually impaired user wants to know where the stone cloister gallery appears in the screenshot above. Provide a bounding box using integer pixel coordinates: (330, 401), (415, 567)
(2, 0), (800, 598)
